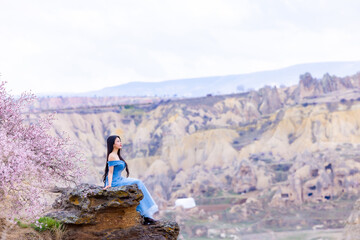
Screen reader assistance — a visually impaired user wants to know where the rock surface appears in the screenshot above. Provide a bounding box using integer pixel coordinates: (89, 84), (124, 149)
(46, 184), (179, 240)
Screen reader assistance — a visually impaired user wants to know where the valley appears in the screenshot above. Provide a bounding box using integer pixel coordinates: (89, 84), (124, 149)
(27, 72), (360, 238)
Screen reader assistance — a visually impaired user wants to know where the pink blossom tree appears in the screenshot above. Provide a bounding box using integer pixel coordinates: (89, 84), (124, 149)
(0, 82), (86, 220)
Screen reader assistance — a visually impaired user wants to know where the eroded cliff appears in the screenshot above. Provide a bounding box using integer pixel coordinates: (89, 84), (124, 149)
(25, 72), (360, 237)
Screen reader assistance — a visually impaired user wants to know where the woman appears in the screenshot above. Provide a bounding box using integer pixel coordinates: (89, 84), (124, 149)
(102, 135), (158, 225)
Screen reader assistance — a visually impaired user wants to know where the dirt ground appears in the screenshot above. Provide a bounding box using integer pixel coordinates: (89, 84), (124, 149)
(241, 228), (343, 240)
(197, 204), (231, 212)
(0, 218), (64, 240)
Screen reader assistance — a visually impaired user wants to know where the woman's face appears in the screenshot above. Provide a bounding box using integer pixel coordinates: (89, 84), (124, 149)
(113, 137), (122, 150)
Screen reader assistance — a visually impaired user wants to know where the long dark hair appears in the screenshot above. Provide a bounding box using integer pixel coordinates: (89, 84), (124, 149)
(102, 135), (129, 184)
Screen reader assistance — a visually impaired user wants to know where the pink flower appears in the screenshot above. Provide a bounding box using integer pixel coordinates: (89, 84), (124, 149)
(0, 82), (87, 220)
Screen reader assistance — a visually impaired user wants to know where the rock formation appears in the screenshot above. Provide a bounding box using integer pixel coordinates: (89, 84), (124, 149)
(24, 71), (360, 236)
(46, 184), (179, 240)
(294, 72), (360, 102)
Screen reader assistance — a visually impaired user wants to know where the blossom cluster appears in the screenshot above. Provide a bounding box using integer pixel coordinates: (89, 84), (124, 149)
(0, 82), (86, 220)
(33, 219), (47, 230)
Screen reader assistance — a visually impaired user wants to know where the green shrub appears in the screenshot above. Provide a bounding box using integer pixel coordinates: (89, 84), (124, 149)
(30, 217), (63, 232)
(15, 218), (29, 228)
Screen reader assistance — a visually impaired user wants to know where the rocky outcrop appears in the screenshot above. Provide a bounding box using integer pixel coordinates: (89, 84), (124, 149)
(46, 184), (179, 240)
(294, 72), (360, 102)
(257, 86), (283, 114)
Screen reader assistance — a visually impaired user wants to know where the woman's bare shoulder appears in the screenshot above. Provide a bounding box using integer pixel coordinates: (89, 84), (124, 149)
(108, 153), (120, 161)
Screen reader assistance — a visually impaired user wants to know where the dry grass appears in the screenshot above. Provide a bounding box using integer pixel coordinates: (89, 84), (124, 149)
(0, 218), (67, 240)
(51, 225), (67, 240)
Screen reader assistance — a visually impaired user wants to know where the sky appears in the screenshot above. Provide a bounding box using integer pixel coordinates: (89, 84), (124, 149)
(0, 0), (360, 95)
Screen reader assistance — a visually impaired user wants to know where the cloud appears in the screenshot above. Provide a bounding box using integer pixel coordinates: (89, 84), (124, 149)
(0, 0), (359, 94)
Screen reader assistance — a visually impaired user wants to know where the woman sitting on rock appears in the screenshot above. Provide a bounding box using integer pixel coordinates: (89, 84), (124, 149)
(102, 135), (158, 225)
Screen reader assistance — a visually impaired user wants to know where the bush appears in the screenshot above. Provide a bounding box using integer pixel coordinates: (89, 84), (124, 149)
(16, 217), (64, 232)
(31, 217), (63, 232)
(124, 104), (134, 109)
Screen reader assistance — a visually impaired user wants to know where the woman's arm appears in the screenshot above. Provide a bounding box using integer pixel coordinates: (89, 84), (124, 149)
(103, 166), (114, 190)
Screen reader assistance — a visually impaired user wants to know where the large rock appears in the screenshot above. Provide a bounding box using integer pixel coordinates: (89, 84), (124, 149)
(46, 184), (179, 240)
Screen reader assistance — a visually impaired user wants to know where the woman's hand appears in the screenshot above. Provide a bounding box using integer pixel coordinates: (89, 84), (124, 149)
(103, 185), (111, 190)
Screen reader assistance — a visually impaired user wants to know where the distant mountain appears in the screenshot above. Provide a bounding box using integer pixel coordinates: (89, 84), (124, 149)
(63, 61), (360, 97)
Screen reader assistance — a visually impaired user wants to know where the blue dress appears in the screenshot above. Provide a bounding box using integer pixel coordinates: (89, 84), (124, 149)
(105, 160), (158, 218)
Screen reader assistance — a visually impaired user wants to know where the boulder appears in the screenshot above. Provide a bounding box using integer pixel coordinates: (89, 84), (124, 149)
(46, 184), (179, 240)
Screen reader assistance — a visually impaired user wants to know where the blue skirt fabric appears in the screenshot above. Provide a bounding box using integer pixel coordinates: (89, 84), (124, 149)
(105, 160), (158, 218)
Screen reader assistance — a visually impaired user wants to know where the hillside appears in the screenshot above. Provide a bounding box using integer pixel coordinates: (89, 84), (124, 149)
(48, 61), (360, 98)
(28, 71), (360, 238)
